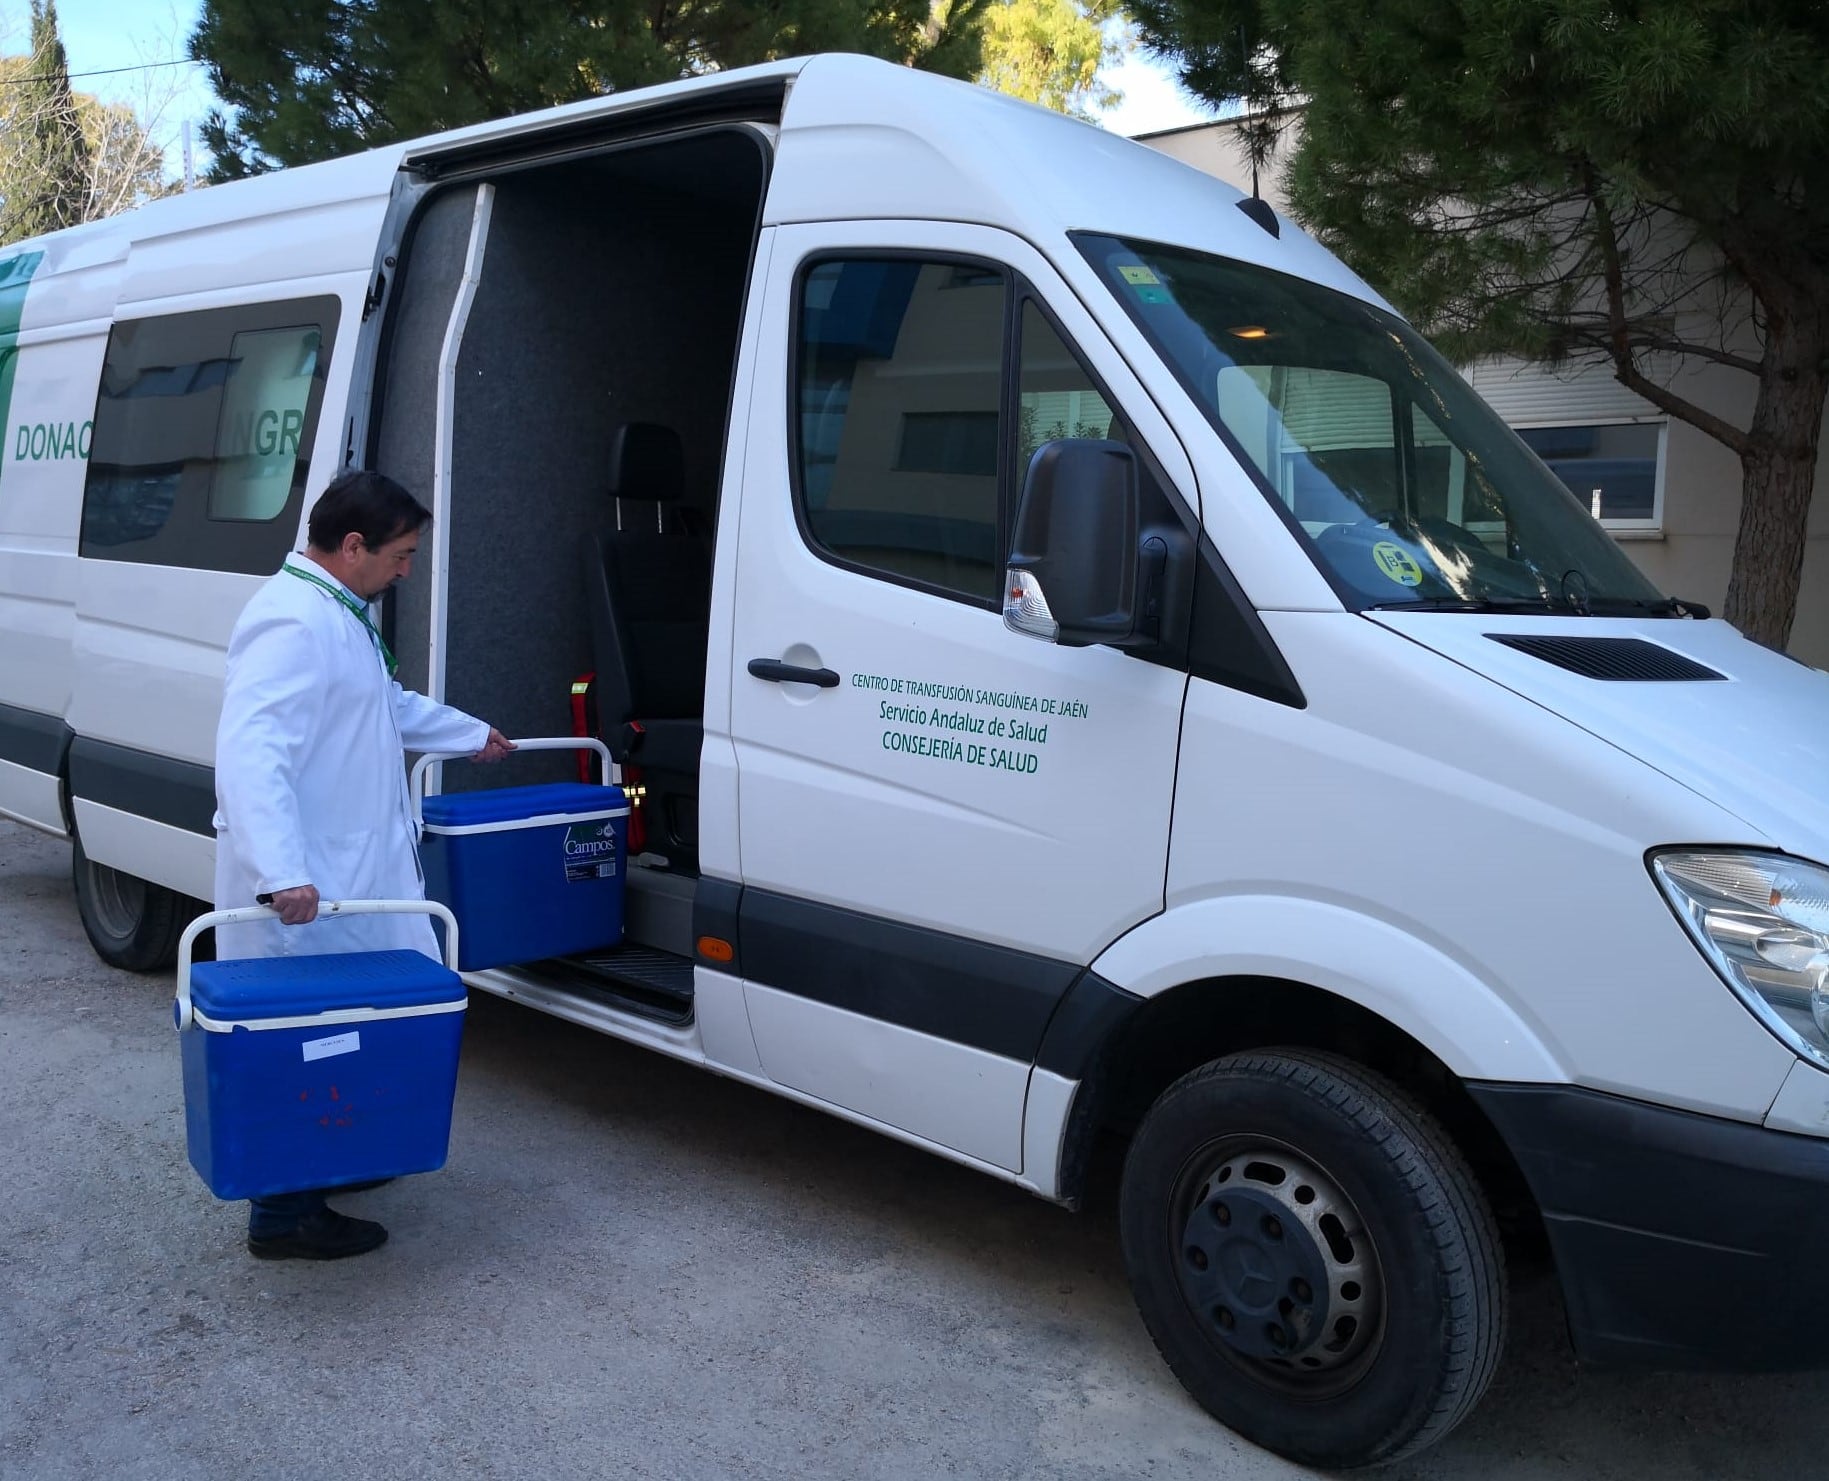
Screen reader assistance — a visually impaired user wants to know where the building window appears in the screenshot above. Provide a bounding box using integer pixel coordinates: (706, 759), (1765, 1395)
(80, 295), (340, 573)
(1514, 421), (1664, 530)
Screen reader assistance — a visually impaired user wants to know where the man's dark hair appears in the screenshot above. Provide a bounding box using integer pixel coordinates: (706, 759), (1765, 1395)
(306, 470), (432, 552)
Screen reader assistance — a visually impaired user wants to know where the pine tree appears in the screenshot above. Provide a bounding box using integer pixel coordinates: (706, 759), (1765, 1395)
(2, 0), (94, 242)
(1129, 0), (1829, 650)
(188, 0), (998, 179)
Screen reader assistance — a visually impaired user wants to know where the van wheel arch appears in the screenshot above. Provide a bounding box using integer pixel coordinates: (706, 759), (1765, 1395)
(70, 830), (193, 972)
(1062, 976), (1539, 1243)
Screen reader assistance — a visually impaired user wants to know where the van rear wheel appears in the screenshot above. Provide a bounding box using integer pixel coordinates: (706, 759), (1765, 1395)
(1118, 1050), (1506, 1470)
(71, 833), (188, 971)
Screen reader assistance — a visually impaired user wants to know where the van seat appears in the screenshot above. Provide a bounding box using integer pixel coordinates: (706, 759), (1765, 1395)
(583, 422), (710, 871)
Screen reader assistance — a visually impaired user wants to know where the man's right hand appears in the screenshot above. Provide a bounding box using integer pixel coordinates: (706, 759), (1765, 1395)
(268, 885), (320, 925)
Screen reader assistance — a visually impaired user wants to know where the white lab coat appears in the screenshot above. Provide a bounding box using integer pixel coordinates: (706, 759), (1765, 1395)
(213, 552), (489, 961)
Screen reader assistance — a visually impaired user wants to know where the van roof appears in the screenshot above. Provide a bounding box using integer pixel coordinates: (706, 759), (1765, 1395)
(11, 53), (1381, 313)
(766, 57), (1379, 305)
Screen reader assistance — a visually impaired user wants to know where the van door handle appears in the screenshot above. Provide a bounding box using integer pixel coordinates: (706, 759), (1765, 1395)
(747, 658), (840, 688)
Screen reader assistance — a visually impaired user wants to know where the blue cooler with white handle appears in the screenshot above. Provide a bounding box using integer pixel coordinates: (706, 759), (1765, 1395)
(175, 899), (466, 1201)
(413, 737), (629, 972)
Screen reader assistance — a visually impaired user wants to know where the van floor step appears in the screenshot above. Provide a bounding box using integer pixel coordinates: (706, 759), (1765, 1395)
(528, 943), (695, 1025)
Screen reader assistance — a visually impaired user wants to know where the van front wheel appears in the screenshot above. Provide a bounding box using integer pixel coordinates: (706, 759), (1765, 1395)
(1118, 1050), (1506, 1470)
(71, 833), (187, 972)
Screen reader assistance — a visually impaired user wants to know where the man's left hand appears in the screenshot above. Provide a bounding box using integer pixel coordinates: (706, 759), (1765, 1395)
(474, 727), (516, 763)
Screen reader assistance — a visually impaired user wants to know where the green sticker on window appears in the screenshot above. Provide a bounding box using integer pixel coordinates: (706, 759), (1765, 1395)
(1117, 264), (1170, 302)
(1372, 541), (1423, 587)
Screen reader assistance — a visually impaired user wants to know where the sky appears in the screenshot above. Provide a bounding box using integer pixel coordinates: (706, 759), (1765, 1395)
(2, 0), (1217, 183)
(1, 0), (215, 179)
(1098, 42), (1217, 138)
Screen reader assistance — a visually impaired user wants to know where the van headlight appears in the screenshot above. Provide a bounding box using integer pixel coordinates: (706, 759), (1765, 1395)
(1653, 850), (1829, 1069)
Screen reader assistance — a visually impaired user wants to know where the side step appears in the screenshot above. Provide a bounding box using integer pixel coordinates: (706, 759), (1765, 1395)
(527, 942), (695, 1026)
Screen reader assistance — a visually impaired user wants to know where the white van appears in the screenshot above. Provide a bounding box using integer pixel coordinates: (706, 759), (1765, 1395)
(3, 52), (1827, 1469)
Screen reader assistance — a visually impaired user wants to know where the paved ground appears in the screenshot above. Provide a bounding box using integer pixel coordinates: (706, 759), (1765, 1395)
(3, 818), (1827, 1480)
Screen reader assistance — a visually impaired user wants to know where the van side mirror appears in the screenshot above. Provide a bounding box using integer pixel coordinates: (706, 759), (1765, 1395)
(1005, 439), (1143, 647)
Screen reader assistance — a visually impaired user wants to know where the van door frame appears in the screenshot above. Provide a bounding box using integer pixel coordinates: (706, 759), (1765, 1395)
(346, 120), (782, 720)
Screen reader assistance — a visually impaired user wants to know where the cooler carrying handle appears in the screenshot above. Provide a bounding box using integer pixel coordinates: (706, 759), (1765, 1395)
(409, 736), (615, 830)
(175, 898), (461, 1031)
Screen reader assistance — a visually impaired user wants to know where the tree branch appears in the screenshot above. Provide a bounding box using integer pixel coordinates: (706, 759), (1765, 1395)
(1588, 172), (1751, 457)
(1631, 335), (1762, 375)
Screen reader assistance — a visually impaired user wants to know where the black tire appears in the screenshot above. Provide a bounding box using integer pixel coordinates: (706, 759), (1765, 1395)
(71, 832), (189, 972)
(1118, 1050), (1506, 1470)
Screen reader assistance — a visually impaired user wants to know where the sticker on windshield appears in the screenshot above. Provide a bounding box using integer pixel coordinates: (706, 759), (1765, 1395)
(1372, 541), (1424, 587)
(1116, 263), (1171, 303)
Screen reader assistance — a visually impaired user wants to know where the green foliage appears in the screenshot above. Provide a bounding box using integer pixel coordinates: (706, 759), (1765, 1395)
(188, 0), (1000, 179)
(1129, 0), (1829, 356)
(1, 0), (168, 247)
(2, 0), (92, 243)
(1338, 4), (1820, 364)
(980, 0), (1125, 119)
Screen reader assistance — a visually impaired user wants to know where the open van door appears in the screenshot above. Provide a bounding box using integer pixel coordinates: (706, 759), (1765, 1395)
(726, 221), (1194, 1174)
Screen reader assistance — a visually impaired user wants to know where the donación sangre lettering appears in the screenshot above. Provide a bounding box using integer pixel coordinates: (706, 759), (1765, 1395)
(13, 420), (91, 460)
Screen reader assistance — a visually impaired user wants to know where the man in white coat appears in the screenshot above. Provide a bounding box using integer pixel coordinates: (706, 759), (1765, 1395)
(214, 469), (513, 1261)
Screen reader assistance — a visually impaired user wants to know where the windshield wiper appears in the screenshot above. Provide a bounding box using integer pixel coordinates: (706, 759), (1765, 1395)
(1579, 595), (1713, 619)
(1363, 597), (1572, 614)
(1367, 594), (1714, 618)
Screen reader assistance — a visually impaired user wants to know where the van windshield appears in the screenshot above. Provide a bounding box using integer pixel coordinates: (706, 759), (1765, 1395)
(1075, 233), (1669, 615)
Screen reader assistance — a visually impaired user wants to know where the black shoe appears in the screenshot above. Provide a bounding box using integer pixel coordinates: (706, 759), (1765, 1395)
(247, 1207), (389, 1261)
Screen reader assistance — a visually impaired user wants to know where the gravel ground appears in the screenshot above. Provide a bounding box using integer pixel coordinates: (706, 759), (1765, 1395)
(3, 818), (1826, 1480)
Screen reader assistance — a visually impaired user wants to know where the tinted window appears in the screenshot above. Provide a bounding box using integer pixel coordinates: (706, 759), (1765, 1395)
(1018, 299), (1120, 469)
(81, 297), (339, 572)
(795, 259), (1006, 603)
(208, 326), (323, 520)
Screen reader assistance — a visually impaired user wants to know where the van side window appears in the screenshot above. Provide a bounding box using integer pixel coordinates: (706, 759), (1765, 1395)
(80, 296), (339, 574)
(1018, 300), (1121, 466)
(794, 259), (1007, 604)
(208, 326), (323, 521)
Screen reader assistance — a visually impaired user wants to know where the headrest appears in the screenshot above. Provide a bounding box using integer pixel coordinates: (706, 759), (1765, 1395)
(609, 422), (685, 503)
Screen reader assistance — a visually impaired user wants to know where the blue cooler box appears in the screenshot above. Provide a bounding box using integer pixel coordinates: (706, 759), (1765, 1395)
(180, 949), (466, 1200)
(419, 782), (629, 971)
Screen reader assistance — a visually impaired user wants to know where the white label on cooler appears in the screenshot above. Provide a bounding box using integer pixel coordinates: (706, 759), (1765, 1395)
(302, 1029), (362, 1062)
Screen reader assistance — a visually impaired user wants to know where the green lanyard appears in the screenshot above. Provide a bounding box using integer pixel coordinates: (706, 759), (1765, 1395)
(285, 563), (398, 678)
